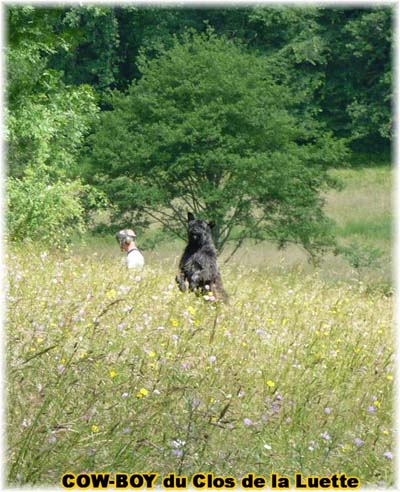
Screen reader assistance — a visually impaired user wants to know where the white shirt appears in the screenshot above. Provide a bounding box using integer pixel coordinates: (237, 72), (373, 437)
(126, 248), (145, 269)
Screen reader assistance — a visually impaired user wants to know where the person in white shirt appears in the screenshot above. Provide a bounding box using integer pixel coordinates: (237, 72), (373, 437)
(115, 229), (145, 269)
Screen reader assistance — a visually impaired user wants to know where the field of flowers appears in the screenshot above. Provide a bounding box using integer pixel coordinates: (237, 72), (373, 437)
(6, 246), (394, 487)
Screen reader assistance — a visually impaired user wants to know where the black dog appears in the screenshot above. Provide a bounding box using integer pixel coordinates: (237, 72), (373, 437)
(176, 212), (228, 301)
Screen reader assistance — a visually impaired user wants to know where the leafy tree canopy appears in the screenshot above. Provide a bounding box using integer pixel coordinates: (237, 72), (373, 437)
(6, 6), (106, 244)
(87, 30), (347, 259)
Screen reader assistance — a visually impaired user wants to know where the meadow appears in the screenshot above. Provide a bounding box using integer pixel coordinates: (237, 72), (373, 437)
(6, 166), (394, 488)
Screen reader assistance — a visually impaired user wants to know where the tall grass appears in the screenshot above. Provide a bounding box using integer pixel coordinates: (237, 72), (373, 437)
(6, 247), (394, 487)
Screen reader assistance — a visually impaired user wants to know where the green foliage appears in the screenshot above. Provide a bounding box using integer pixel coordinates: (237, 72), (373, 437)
(336, 241), (383, 276)
(88, 30), (346, 258)
(7, 5), (100, 179)
(7, 165), (107, 247)
(50, 7), (120, 91)
(320, 8), (392, 149)
(40, 6), (392, 153)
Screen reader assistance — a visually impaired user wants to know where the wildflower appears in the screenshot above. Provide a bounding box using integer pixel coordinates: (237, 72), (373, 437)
(172, 449), (183, 458)
(263, 443), (272, 450)
(373, 400), (381, 408)
(368, 406), (376, 414)
(208, 355), (217, 363)
(91, 425), (99, 433)
(187, 306), (196, 315)
(171, 319), (179, 327)
(121, 392), (129, 398)
(191, 399), (201, 408)
(109, 369), (117, 379)
(354, 438), (364, 447)
(383, 451), (393, 460)
(57, 364), (65, 374)
(147, 351), (156, 358)
(181, 362), (189, 370)
(320, 432), (331, 441)
(136, 388), (149, 398)
(324, 407), (331, 415)
(266, 380), (275, 388)
(122, 427), (131, 434)
(386, 374), (393, 381)
(243, 418), (253, 426)
(48, 435), (57, 444)
(105, 289), (117, 299)
(172, 439), (186, 448)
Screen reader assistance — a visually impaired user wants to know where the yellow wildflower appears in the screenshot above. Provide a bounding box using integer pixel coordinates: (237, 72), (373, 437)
(187, 306), (196, 315)
(266, 380), (275, 388)
(387, 374), (393, 381)
(171, 319), (179, 327)
(91, 425), (99, 433)
(109, 369), (117, 379)
(106, 289), (117, 299)
(147, 351), (156, 358)
(136, 388), (149, 398)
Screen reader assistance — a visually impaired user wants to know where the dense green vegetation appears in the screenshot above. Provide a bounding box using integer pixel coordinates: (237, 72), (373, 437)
(6, 5), (393, 256)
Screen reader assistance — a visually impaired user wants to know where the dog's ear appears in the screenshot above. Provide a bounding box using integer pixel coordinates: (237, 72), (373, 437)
(208, 221), (215, 229)
(188, 212), (195, 222)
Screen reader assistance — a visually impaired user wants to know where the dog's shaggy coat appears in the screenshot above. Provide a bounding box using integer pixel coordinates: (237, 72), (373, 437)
(176, 212), (228, 301)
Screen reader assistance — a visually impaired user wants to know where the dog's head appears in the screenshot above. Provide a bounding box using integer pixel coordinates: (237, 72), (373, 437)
(187, 212), (215, 246)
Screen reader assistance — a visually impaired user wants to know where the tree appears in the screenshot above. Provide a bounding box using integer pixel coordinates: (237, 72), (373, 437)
(318, 8), (392, 153)
(6, 6), (107, 244)
(87, 30), (347, 259)
(7, 6), (100, 179)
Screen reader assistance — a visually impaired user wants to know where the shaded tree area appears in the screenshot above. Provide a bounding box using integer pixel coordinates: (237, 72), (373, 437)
(6, 5), (393, 252)
(47, 6), (392, 152)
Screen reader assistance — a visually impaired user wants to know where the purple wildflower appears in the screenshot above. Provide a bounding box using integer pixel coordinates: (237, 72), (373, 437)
(320, 431), (331, 441)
